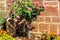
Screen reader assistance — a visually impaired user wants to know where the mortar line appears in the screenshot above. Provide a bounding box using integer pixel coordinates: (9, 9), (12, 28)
(37, 22), (60, 24)
(39, 16), (59, 17)
(29, 15), (60, 18)
(58, 1), (59, 16)
(30, 32), (42, 34)
(4, 0), (6, 12)
(44, 1), (58, 2)
(46, 5), (58, 6)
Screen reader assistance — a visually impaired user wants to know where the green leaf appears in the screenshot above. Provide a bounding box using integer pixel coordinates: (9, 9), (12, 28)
(13, 6), (17, 11)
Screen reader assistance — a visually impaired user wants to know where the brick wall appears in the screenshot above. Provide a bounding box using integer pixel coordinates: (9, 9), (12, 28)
(0, 0), (60, 35)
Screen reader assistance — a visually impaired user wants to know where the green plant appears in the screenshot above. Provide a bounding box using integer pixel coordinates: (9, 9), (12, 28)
(50, 35), (57, 40)
(8, 0), (45, 22)
(0, 30), (16, 40)
(4, 0), (46, 37)
(0, 32), (16, 40)
(0, 12), (5, 26)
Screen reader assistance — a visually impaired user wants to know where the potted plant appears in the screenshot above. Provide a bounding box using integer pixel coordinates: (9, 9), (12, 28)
(3, 0), (46, 38)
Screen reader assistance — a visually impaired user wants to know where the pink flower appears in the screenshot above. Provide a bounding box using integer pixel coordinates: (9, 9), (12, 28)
(42, 4), (46, 8)
(14, 19), (18, 22)
(8, 3), (10, 6)
(28, 7), (32, 11)
(35, 1), (40, 7)
(12, 11), (15, 14)
(16, 15), (20, 19)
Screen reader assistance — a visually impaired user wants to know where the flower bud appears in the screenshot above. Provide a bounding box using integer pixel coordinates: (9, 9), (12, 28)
(42, 4), (46, 8)
(16, 15), (20, 19)
(35, 1), (40, 7)
(12, 11), (15, 14)
(14, 18), (18, 22)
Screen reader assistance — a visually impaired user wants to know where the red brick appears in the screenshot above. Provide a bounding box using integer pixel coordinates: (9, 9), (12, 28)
(33, 0), (43, 2)
(44, 2), (58, 5)
(31, 22), (39, 32)
(39, 23), (49, 33)
(2, 12), (9, 17)
(41, 6), (58, 16)
(52, 17), (60, 23)
(50, 24), (57, 32)
(0, 1), (4, 10)
(37, 16), (44, 22)
(45, 17), (51, 23)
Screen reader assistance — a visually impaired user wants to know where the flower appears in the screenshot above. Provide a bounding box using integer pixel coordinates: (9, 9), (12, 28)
(8, 3), (10, 6)
(16, 15), (20, 19)
(14, 19), (18, 22)
(12, 11), (15, 14)
(3, 31), (7, 35)
(35, 1), (40, 7)
(42, 4), (46, 8)
(14, 18), (18, 22)
(28, 7), (32, 11)
(6, 30), (9, 32)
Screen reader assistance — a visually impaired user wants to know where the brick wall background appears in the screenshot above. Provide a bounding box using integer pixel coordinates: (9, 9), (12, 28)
(0, 0), (60, 35)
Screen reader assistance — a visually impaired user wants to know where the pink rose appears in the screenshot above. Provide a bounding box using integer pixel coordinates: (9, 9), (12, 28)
(16, 15), (20, 19)
(42, 4), (46, 8)
(12, 11), (15, 14)
(28, 7), (32, 11)
(35, 1), (40, 7)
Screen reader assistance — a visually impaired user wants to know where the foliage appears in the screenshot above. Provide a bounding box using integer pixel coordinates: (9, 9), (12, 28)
(0, 12), (5, 26)
(0, 30), (16, 40)
(8, 0), (45, 22)
(2, 0), (45, 37)
(50, 35), (57, 40)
